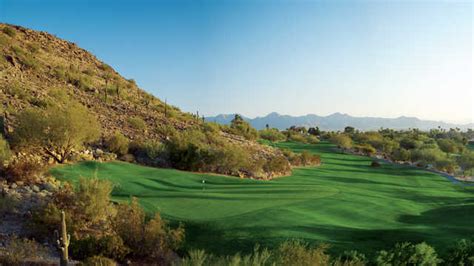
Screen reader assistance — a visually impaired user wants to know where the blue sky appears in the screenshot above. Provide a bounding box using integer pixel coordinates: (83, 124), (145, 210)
(0, 0), (472, 123)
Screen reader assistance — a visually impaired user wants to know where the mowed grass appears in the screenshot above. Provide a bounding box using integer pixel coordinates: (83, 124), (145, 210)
(50, 141), (474, 256)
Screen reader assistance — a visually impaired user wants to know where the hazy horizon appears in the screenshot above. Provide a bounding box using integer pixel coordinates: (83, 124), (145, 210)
(208, 111), (474, 125)
(1, 0), (472, 123)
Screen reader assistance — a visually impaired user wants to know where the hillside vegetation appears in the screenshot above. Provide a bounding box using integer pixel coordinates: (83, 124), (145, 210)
(0, 23), (300, 178)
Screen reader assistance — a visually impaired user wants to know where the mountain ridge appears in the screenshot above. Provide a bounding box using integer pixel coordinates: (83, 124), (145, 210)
(207, 112), (474, 131)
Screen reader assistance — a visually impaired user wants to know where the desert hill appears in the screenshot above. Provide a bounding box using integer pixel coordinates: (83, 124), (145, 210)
(0, 23), (288, 178)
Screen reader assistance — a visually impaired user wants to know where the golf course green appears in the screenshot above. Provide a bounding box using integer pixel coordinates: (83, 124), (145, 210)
(50, 141), (474, 256)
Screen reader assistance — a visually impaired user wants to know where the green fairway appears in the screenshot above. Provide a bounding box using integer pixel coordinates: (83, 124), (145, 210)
(50, 141), (474, 256)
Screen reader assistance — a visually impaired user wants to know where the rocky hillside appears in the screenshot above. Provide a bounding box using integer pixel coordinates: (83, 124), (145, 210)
(0, 23), (288, 177)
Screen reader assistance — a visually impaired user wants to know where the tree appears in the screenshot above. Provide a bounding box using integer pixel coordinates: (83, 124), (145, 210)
(344, 126), (355, 134)
(230, 114), (258, 140)
(106, 132), (129, 156)
(330, 134), (352, 150)
(308, 127), (320, 136)
(12, 102), (100, 163)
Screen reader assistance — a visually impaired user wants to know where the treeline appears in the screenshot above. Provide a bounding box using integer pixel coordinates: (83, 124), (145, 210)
(179, 238), (474, 266)
(328, 127), (474, 176)
(0, 94), (321, 182)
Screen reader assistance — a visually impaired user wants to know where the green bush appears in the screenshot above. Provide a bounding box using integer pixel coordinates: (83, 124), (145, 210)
(334, 250), (367, 266)
(106, 132), (129, 156)
(12, 101), (101, 163)
(375, 242), (441, 265)
(229, 114), (258, 140)
(11, 45), (39, 69)
(354, 143), (376, 156)
(2, 26), (16, 37)
(70, 235), (129, 262)
(263, 155), (291, 174)
(300, 150), (321, 166)
(4, 158), (45, 183)
(0, 135), (11, 164)
(259, 128), (286, 142)
(0, 235), (48, 265)
(276, 240), (331, 266)
(330, 134), (352, 150)
(445, 238), (474, 265)
(410, 148), (445, 165)
(81, 256), (117, 266)
(113, 197), (185, 261)
(391, 148), (411, 162)
(288, 132), (307, 143)
(127, 116), (147, 130)
(75, 177), (115, 224)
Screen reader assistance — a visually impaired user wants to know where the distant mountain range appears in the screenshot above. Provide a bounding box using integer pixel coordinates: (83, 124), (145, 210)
(206, 112), (474, 131)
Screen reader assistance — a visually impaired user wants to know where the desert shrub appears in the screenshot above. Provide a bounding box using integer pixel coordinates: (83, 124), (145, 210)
(0, 135), (11, 164)
(155, 124), (177, 139)
(334, 250), (367, 266)
(129, 140), (166, 166)
(276, 240), (331, 266)
(11, 45), (39, 69)
(282, 148), (302, 166)
(305, 135), (320, 144)
(26, 42), (40, 53)
(75, 177), (115, 224)
(212, 144), (252, 176)
(4, 158), (45, 183)
(113, 197), (185, 261)
(259, 128), (286, 142)
(300, 150), (321, 166)
(445, 238), (474, 265)
(375, 242), (441, 266)
(263, 155), (291, 174)
(411, 148), (445, 165)
(180, 249), (209, 266)
(437, 138), (459, 155)
(288, 132), (307, 143)
(434, 158), (457, 173)
(106, 132), (129, 156)
(30, 178), (114, 239)
(0, 34), (9, 47)
(81, 256), (118, 266)
(0, 193), (18, 215)
(330, 134), (352, 150)
(0, 235), (48, 265)
(354, 143), (376, 156)
(128, 116), (147, 130)
(2, 26), (16, 37)
(12, 101), (101, 163)
(229, 114), (258, 140)
(371, 161), (381, 167)
(4, 81), (31, 100)
(391, 148), (411, 162)
(457, 151), (474, 175)
(70, 235), (129, 262)
(400, 138), (422, 150)
(202, 122), (221, 134)
(180, 245), (272, 266)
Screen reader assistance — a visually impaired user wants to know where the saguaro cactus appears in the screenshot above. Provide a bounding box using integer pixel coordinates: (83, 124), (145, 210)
(55, 211), (70, 266)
